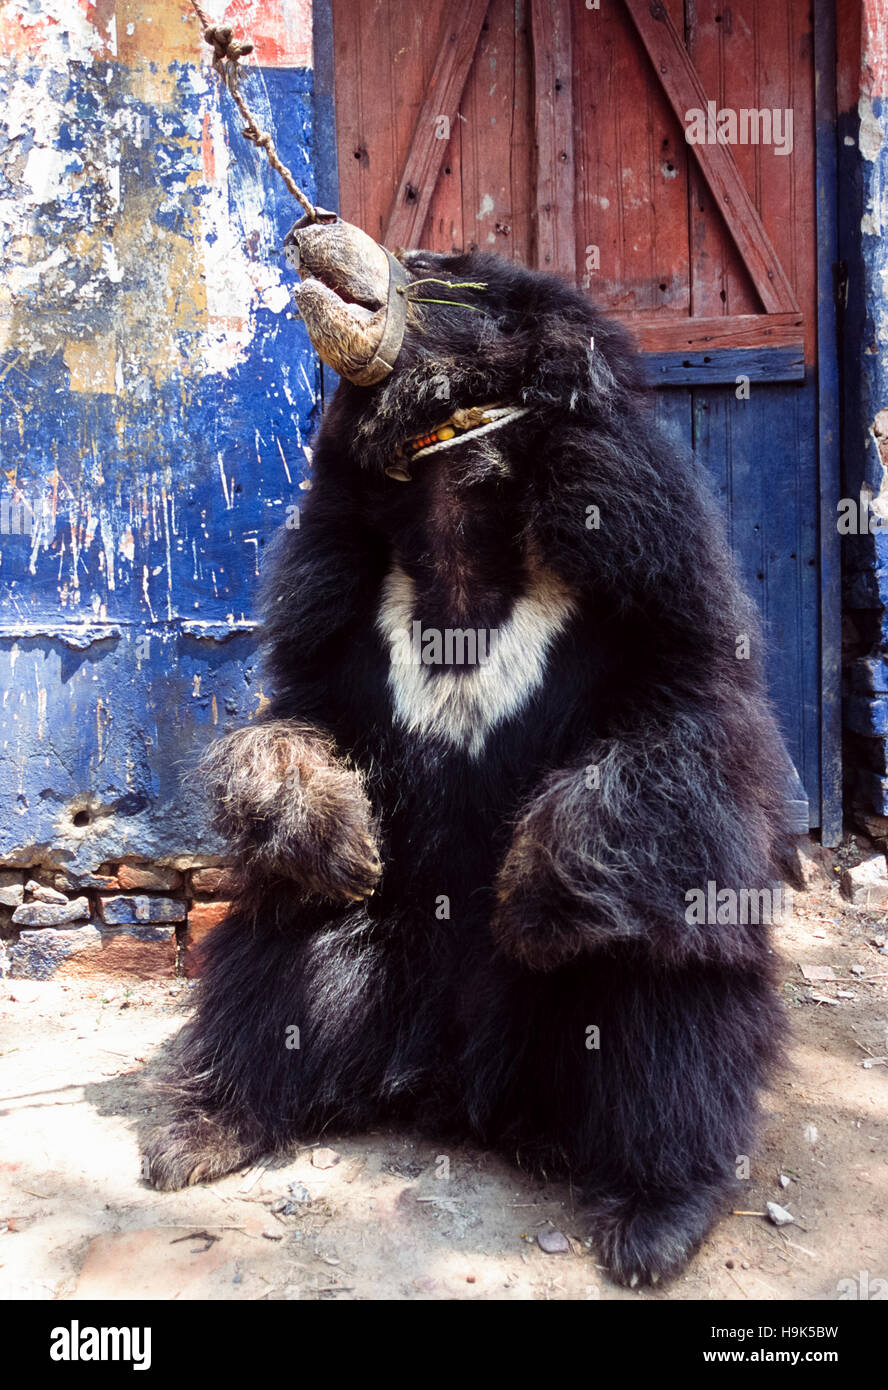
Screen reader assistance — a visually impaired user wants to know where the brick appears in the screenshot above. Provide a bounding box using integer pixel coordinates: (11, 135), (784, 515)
(98, 894), (186, 925)
(841, 854), (888, 907)
(32, 867), (78, 893)
(191, 867), (235, 895)
(159, 854), (227, 872)
(10, 927), (103, 979)
(184, 900), (231, 978)
(858, 772), (888, 817)
(859, 739), (888, 774)
(848, 656), (888, 694)
(117, 863), (182, 892)
(93, 925), (177, 980)
(853, 810), (888, 843)
(77, 873), (120, 891)
(12, 896), (90, 926)
(9, 924), (176, 981)
(846, 695), (888, 738)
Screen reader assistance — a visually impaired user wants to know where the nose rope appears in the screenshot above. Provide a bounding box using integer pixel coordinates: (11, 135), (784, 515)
(187, 0), (319, 222)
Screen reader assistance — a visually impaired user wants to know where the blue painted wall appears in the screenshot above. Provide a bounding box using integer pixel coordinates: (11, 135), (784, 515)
(0, 13), (320, 876)
(838, 38), (888, 827)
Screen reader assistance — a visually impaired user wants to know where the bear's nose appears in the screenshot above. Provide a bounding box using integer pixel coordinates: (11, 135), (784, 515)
(283, 208), (339, 272)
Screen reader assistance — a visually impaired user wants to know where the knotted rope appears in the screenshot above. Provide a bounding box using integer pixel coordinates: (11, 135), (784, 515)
(187, 0), (319, 221)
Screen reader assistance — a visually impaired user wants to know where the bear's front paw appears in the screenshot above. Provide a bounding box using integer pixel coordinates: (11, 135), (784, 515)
(491, 843), (588, 972)
(300, 767), (383, 902)
(199, 720), (382, 901)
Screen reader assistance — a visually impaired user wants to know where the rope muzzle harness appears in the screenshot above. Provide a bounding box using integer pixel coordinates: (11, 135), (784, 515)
(187, 8), (517, 460)
(385, 405), (530, 482)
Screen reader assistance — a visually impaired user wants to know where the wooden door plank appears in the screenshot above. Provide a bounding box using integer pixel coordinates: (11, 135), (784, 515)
(623, 0), (799, 315)
(652, 388), (694, 456)
(573, 0), (690, 312)
(685, 0), (759, 320)
(643, 348), (804, 386)
(451, 0), (534, 265)
(624, 311), (803, 352)
(332, 0), (430, 243)
(530, 0), (575, 279)
(383, 0), (489, 248)
(754, 0), (818, 363)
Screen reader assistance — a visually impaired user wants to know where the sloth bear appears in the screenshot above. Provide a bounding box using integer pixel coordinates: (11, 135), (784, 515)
(146, 217), (792, 1286)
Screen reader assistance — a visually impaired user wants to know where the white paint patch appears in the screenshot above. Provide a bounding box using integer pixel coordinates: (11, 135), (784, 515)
(376, 563), (576, 758)
(101, 242), (124, 284)
(197, 94), (290, 374)
(859, 95), (884, 163)
(23, 134), (70, 202)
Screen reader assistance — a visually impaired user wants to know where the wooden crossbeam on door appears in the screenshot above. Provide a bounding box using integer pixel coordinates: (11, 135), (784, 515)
(384, 0), (489, 249)
(623, 0), (800, 316)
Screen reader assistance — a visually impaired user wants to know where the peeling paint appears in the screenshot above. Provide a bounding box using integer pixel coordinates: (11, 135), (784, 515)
(0, 621), (123, 648)
(1, 6), (310, 386)
(0, 1), (321, 868)
(859, 94), (884, 162)
(180, 618), (258, 639)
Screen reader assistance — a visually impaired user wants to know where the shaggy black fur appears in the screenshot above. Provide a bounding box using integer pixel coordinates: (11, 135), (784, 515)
(145, 249), (792, 1286)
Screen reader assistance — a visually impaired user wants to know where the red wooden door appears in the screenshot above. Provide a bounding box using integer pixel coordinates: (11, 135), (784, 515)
(330, 0), (814, 369)
(327, 0), (833, 836)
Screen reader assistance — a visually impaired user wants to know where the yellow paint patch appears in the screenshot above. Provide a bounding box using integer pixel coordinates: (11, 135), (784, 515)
(64, 335), (118, 394)
(117, 0), (198, 70)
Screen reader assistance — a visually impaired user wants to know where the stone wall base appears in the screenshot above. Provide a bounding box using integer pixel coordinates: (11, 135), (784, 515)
(0, 861), (235, 981)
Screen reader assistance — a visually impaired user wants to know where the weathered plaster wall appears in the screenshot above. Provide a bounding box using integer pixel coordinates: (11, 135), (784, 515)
(0, 1), (319, 878)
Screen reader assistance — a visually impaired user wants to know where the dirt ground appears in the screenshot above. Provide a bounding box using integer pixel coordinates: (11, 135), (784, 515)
(1, 842), (886, 1302)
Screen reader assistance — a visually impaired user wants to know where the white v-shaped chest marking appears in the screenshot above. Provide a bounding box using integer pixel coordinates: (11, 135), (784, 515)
(375, 562), (576, 758)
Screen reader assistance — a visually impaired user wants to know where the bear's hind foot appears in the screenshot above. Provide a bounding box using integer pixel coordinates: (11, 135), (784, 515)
(586, 1185), (724, 1287)
(143, 1114), (266, 1192)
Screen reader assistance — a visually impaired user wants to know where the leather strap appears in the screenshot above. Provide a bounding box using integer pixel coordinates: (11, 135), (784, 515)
(283, 217), (410, 387)
(348, 249), (411, 387)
